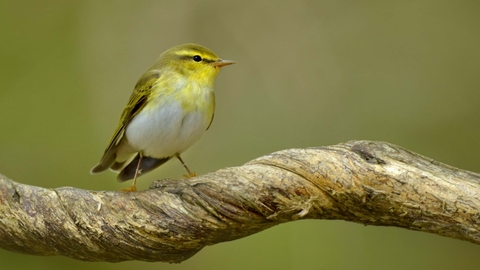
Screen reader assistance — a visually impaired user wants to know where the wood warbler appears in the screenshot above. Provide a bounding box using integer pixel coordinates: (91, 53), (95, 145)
(90, 43), (235, 191)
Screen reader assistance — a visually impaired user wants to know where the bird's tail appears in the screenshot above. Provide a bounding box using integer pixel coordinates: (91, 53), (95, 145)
(117, 154), (171, 181)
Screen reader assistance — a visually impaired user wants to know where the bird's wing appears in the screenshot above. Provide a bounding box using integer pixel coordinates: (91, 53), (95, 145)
(206, 93), (216, 130)
(95, 70), (162, 169)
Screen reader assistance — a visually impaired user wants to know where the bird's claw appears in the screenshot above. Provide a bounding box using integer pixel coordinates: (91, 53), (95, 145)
(183, 172), (197, 178)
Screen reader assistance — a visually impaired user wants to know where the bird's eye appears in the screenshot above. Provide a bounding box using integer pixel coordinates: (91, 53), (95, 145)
(193, 55), (202, 62)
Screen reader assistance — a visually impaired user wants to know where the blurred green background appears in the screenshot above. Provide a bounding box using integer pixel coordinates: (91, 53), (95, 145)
(1, 1), (480, 269)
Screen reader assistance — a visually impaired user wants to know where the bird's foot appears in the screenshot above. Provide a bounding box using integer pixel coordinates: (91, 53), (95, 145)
(183, 172), (197, 178)
(120, 185), (137, 192)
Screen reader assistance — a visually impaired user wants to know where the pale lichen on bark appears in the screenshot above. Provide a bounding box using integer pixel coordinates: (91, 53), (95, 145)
(0, 140), (479, 263)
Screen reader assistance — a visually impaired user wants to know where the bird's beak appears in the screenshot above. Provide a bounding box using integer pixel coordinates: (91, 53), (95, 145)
(212, 59), (236, 68)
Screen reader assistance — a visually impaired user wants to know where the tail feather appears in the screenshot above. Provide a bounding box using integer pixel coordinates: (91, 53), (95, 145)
(90, 146), (119, 174)
(90, 155), (116, 174)
(117, 154), (171, 182)
(111, 161), (127, 171)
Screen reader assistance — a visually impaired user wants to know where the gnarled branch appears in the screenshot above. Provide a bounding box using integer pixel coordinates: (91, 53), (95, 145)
(0, 140), (479, 263)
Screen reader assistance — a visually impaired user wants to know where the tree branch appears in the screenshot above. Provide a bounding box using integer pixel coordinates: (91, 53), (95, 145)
(1, 140), (479, 263)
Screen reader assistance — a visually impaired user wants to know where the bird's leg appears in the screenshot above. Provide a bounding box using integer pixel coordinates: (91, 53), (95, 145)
(121, 152), (143, 192)
(176, 155), (196, 178)
(131, 153), (144, 190)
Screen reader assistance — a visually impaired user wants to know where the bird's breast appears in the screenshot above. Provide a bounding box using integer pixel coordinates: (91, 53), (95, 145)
(124, 87), (214, 158)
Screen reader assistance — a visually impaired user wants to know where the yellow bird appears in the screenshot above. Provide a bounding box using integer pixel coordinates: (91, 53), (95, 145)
(90, 43), (235, 191)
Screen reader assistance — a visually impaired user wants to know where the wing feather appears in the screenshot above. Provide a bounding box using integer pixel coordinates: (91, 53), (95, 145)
(90, 70), (161, 173)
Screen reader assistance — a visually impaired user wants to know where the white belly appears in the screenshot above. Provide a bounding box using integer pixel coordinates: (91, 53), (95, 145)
(124, 100), (210, 158)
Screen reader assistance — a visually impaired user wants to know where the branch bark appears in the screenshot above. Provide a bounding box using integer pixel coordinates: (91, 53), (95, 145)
(0, 140), (479, 263)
